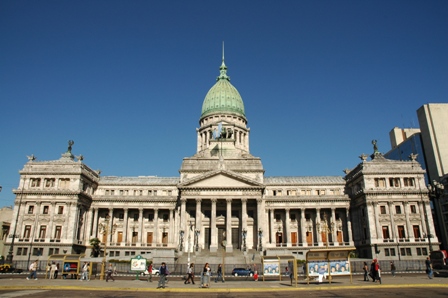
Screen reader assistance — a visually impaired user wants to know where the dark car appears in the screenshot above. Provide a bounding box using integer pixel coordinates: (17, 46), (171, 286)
(231, 268), (254, 276)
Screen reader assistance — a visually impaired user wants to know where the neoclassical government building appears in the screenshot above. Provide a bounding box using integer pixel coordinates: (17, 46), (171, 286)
(4, 57), (439, 264)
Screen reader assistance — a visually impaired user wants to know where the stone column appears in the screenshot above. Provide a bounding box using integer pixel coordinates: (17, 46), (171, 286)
(404, 202), (413, 239)
(270, 208), (275, 245)
(180, 198), (187, 233)
(226, 199), (233, 252)
(301, 209), (307, 247)
(256, 198), (263, 250)
(316, 208), (322, 245)
(388, 202), (396, 239)
(285, 208), (291, 247)
(63, 203), (71, 240)
(418, 201), (428, 236)
(108, 208), (114, 244)
(48, 202), (56, 240)
(195, 198), (202, 247)
(241, 198), (247, 231)
(372, 202), (381, 240)
(154, 209), (159, 245)
(346, 208), (352, 244)
(123, 208), (128, 245)
(92, 208), (99, 238)
(331, 208), (337, 246)
(169, 208), (174, 245)
(210, 199), (218, 252)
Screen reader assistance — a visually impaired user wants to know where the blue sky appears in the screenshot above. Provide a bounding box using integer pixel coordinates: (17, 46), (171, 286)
(1, 0), (447, 207)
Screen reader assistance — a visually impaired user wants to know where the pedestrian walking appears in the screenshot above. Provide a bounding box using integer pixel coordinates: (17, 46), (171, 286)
(363, 262), (369, 281)
(390, 261), (396, 277)
(201, 263), (211, 288)
(49, 262), (56, 279)
(54, 263), (59, 279)
(373, 259), (382, 284)
(185, 263), (195, 284)
(425, 257), (433, 279)
(215, 264), (224, 283)
(106, 263), (115, 282)
(147, 263), (153, 282)
(157, 262), (168, 289)
(370, 260), (376, 282)
(27, 260), (38, 280)
(81, 262), (90, 281)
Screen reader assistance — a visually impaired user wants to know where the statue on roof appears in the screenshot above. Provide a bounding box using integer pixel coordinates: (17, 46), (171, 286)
(67, 140), (74, 153)
(372, 140), (378, 153)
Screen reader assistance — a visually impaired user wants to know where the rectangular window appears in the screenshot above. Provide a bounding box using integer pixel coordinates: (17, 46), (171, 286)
(403, 178), (415, 187)
(44, 178), (55, 188)
(33, 247), (43, 256)
(390, 248), (396, 256)
(23, 247), (28, 256)
(290, 214), (296, 221)
(380, 206), (386, 214)
(43, 206), (49, 214)
(416, 248), (422, 256)
(389, 178), (400, 187)
(422, 248), (428, 255)
(406, 248), (412, 256)
(400, 247), (406, 256)
(374, 178), (386, 188)
(395, 205), (402, 214)
(28, 206), (34, 214)
(39, 226), (46, 238)
(382, 226), (390, 239)
(163, 214), (169, 222)
(24, 225), (31, 238)
(49, 248), (54, 256)
(31, 178), (41, 187)
(275, 214), (281, 222)
(54, 226), (62, 239)
(133, 213), (138, 221)
(413, 225), (421, 238)
(384, 248), (390, 256)
(397, 226), (406, 238)
(54, 248), (59, 254)
(17, 247), (22, 256)
(148, 213), (154, 221)
(118, 213), (124, 220)
(58, 206), (64, 214)
(410, 205), (417, 213)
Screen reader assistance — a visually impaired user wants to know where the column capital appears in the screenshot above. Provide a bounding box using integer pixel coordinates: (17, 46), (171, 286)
(195, 198), (202, 203)
(241, 198), (247, 203)
(211, 198), (217, 204)
(180, 198), (187, 203)
(226, 198), (232, 203)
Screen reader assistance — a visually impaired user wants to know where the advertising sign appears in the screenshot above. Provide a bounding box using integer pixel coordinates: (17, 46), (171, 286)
(130, 255), (147, 271)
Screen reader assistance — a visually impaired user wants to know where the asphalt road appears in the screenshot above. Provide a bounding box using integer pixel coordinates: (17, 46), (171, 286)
(0, 288), (447, 298)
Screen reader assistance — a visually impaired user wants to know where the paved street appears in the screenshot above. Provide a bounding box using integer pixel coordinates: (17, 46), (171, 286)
(0, 273), (447, 297)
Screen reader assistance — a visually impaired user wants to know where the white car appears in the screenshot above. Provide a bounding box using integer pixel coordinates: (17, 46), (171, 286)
(141, 268), (160, 276)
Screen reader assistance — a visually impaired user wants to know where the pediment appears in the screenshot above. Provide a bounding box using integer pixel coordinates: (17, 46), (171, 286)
(179, 170), (263, 189)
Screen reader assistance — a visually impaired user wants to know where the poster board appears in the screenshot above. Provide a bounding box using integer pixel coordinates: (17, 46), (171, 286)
(130, 255), (147, 272)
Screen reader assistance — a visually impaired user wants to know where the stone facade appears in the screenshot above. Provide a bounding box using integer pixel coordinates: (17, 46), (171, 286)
(2, 59), (438, 264)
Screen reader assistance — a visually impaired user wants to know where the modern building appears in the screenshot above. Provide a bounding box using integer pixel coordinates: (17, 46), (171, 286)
(385, 104), (448, 250)
(2, 57), (439, 265)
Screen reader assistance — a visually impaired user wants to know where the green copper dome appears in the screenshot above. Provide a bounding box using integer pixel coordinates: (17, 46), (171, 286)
(201, 58), (246, 120)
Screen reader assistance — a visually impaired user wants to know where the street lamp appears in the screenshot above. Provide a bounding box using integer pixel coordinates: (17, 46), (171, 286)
(428, 180), (445, 252)
(258, 228), (263, 252)
(242, 229), (247, 251)
(99, 215), (117, 280)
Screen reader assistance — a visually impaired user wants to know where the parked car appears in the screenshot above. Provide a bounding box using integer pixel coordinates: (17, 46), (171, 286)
(0, 264), (23, 273)
(231, 267), (254, 276)
(141, 268), (160, 276)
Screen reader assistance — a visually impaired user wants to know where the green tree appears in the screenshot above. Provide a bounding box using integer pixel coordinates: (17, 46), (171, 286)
(89, 238), (101, 257)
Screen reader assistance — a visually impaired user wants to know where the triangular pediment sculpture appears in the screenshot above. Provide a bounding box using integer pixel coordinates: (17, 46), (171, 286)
(178, 169), (263, 189)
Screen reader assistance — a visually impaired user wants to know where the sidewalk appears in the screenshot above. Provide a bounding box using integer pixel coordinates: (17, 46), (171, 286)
(0, 273), (447, 292)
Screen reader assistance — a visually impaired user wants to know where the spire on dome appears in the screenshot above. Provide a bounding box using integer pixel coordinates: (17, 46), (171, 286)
(217, 41), (229, 81)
